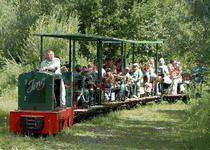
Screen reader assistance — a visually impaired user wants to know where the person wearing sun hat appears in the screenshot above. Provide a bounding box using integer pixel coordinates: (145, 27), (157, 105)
(129, 63), (143, 98)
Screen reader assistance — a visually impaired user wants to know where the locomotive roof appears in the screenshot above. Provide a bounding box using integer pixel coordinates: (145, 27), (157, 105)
(33, 33), (163, 44)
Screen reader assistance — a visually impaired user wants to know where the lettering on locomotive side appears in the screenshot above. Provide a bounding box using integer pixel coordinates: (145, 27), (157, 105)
(26, 78), (46, 93)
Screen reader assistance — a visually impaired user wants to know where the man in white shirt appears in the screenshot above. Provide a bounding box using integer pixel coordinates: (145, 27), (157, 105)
(40, 49), (65, 106)
(40, 49), (61, 74)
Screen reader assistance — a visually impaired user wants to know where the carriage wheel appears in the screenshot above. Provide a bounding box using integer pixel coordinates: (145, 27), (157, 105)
(182, 95), (190, 104)
(167, 98), (172, 103)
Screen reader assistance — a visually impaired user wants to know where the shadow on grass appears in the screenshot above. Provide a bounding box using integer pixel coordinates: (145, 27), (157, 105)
(1, 104), (207, 149)
(58, 109), (197, 149)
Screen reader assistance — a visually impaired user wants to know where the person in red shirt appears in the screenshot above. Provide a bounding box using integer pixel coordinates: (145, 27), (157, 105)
(171, 62), (183, 95)
(143, 58), (156, 95)
(168, 58), (177, 74)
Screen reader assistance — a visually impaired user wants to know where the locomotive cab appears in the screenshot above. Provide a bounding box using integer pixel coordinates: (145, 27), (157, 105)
(18, 71), (64, 111)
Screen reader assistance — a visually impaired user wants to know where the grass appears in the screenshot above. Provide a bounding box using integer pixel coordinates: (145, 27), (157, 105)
(0, 86), (210, 149)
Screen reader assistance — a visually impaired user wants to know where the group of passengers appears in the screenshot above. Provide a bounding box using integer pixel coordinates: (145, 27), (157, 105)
(39, 49), (204, 107)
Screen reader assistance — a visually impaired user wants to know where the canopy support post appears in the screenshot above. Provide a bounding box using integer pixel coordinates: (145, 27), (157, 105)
(71, 37), (76, 107)
(98, 39), (102, 105)
(124, 43), (127, 67)
(121, 42), (124, 72)
(155, 43), (158, 96)
(69, 37), (72, 70)
(132, 43), (135, 64)
(40, 36), (43, 63)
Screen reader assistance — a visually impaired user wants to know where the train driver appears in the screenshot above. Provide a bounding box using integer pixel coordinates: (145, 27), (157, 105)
(39, 49), (66, 106)
(40, 49), (61, 73)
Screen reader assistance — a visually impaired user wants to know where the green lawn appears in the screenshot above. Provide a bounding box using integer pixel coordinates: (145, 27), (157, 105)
(0, 87), (210, 150)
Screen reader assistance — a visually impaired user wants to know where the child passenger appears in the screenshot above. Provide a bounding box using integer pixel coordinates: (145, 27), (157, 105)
(103, 68), (115, 101)
(115, 66), (130, 100)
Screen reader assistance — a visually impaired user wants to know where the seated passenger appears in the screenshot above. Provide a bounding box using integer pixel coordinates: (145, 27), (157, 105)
(191, 59), (204, 95)
(159, 58), (172, 84)
(93, 59), (106, 77)
(63, 64), (70, 72)
(61, 66), (68, 72)
(171, 62), (182, 95)
(157, 58), (172, 95)
(103, 68), (115, 101)
(40, 49), (65, 106)
(191, 59), (204, 83)
(83, 69), (96, 105)
(143, 58), (156, 95)
(112, 65), (118, 77)
(129, 63), (143, 98)
(177, 62), (185, 93)
(144, 81), (152, 97)
(114, 58), (122, 74)
(88, 63), (97, 81)
(103, 57), (112, 70)
(75, 64), (83, 80)
(81, 66), (87, 76)
(167, 58), (177, 74)
(115, 66), (130, 100)
(143, 58), (156, 82)
(73, 64), (85, 107)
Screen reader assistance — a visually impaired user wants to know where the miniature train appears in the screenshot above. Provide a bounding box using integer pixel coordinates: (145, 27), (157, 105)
(9, 33), (190, 134)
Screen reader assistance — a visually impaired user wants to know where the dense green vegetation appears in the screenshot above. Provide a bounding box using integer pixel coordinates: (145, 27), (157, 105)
(0, 0), (210, 149)
(0, 0), (210, 88)
(1, 0), (210, 66)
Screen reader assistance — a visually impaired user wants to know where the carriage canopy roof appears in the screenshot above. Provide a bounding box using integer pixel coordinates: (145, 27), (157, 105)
(33, 33), (163, 44)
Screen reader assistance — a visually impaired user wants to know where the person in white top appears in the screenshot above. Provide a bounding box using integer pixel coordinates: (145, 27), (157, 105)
(40, 49), (61, 74)
(40, 49), (65, 106)
(93, 59), (106, 77)
(159, 58), (172, 84)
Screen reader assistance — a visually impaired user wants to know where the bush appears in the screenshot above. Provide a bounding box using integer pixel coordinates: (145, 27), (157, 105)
(0, 57), (32, 96)
(20, 7), (83, 67)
